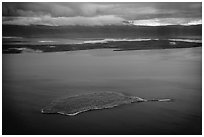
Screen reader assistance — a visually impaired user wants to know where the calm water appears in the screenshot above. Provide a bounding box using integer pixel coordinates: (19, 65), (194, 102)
(3, 47), (202, 134)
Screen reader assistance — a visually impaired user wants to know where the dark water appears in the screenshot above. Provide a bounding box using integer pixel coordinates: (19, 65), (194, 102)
(3, 25), (202, 46)
(3, 47), (202, 134)
(3, 25), (201, 39)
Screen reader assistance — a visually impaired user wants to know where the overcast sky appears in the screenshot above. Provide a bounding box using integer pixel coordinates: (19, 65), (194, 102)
(2, 2), (202, 26)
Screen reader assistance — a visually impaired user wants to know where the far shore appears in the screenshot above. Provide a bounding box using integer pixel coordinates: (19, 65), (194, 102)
(3, 40), (201, 54)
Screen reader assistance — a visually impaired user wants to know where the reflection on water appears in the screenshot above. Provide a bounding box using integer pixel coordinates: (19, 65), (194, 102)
(3, 47), (201, 134)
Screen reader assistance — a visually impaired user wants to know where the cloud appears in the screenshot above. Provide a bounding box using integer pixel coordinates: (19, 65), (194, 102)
(184, 19), (202, 26)
(2, 15), (125, 26)
(129, 18), (202, 26)
(3, 16), (201, 26)
(3, 3), (201, 19)
(2, 2), (202, 26)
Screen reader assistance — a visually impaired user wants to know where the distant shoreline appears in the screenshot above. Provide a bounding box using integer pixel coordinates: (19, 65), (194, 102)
(3, 40), (201, 54)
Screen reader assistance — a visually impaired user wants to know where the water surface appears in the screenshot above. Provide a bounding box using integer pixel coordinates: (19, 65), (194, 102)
(3, 47), (202, 134)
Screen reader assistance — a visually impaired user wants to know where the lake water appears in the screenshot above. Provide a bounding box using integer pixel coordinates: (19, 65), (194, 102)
(3, 47), (202, 135)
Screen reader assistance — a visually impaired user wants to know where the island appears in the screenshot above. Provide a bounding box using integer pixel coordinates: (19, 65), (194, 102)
(41, 91), (172, 116)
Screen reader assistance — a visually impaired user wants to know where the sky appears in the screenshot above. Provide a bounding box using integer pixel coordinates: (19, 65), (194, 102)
(2, 2), (202, 26)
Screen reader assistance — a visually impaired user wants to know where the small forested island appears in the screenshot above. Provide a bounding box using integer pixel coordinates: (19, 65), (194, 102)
(42, 91), (172, 116)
